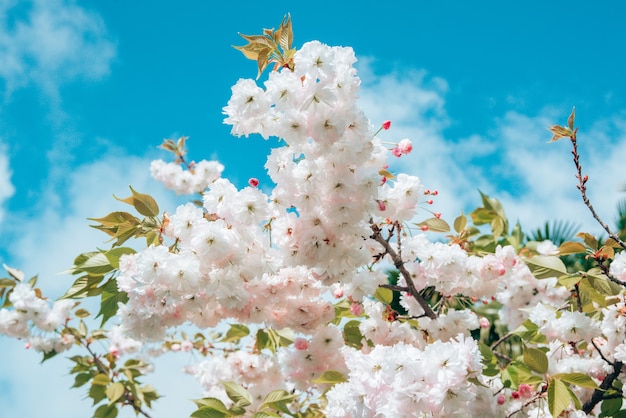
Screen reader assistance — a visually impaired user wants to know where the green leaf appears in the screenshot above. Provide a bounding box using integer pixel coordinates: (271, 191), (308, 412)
(523, 346), (548, 374)
(470, 207), (495, 225)
(311, 370), (347, 384)
(374, 287), (393, 304)
(600, 397), (623, 417)
(105, 247), (136, 269)
(191, 409), (229, 418)
(558, 274), (582, 289)
(89, 383), (107, 405)
(115, 186), (160, 218)
(72, 373), (93, 388)
(252, 412), (281, 418)
(343, 320), (364, 349)
(555, 372), (599, 389)
(220, 323), (250, 343)
(548, 378), (572, 418)
(524, 255), (567, 279)
(192, 398), (230, 413)
(41, 349), (59, 362)
(75, 308), (90, 318)
(0, 278), (15, 288)
(94, 403), (118, 418)
(558, 241), (587, 255)
(92, 373), (111, 386)
(97, 279), (128, 327)
(263, 390), (297, 404)
(256, 329), (274, 353)
(130, 186), (159, 217)
(453, 213), (467, 233)
(61, 275), (105, 299)
(223, 381), (252, 407)
(415, 217), (450, 233)
(106, 382), (125, 404)
(89, 211), (138, 227)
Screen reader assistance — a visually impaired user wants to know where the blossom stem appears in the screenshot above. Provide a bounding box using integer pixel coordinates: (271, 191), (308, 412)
(370, 223), (437, 319)
(569, 132), (626, 250)
(65, 326), (154, 418)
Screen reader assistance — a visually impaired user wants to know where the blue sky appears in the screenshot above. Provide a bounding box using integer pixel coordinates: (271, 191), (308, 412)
(2, 0), (626, 416)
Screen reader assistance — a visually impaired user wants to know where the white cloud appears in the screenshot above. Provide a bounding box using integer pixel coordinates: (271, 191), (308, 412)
(0, 0), (116, 96)
(0, 142), (14, 223)
(358, 64), (626, 238)
(0, 151), (200, 417)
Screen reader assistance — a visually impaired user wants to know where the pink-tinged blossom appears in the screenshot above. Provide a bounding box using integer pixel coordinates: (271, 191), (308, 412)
(397, 138), (412, 154)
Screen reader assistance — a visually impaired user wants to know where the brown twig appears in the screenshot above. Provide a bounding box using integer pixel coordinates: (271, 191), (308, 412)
(370, 222), (437, 319)
(582, 360), (623, 414)
(569, 131), (626, 250)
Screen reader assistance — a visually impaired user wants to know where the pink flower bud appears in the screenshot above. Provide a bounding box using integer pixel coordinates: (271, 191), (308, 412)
(181, 340), (193, 352)
(333, 288), (344, 298)
(109, 346), (119, 357)
(518, 384), (533, 399)
(248, 178), (259, 187)
(391, 147), (402, 157)
(479, 317), (490, 329)
(294, 338), (309, 351)
(171, 343), (181, 352)
(350, 302), (363, 316)
(421, 225), (429, 231)
(377, 200), (386, 211)
(497, 394), (506, 405)
(382, 120), (391, 130)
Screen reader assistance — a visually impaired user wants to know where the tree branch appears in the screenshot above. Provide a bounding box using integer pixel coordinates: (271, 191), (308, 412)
(370, 223), (437, 319)
(569, 132), (626, 250)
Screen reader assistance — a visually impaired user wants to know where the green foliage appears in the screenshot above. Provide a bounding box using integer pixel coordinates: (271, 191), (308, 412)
(530, 219), (581, 246)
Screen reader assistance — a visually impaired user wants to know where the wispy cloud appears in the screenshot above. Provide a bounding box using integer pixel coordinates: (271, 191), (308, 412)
(0, 0), (116, 98)
(1, 151), (199, 417)
(0, 142), (14, 223)
(358, 63), (626, 237)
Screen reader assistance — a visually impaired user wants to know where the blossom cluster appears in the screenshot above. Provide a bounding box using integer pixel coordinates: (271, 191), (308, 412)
(0, 282), (75, 353)
(3, 32), (626, 418)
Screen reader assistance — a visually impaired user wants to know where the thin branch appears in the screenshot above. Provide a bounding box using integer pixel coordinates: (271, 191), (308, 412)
(379, 284), (409, 292)
(591, 259), (626, 287)
(370, 223), (437, 319)
(569, 132), (626, 250)
(583, 360), (623, 414)
(66, 326), (154, 418)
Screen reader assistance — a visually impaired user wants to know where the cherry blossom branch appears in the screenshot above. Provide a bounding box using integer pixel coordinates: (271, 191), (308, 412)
(568, 131), (626, 250)
(370, 222), (437, 319)
(583, 360), (623, 414)
(65, 326), (154, 418)
(589, 258), (626, 287)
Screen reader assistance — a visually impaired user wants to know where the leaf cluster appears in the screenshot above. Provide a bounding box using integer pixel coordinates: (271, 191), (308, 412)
(233, 14), (296, 79)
